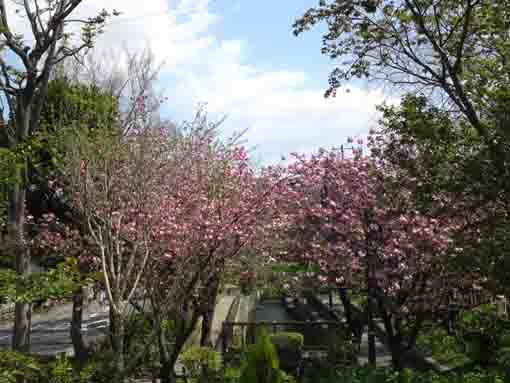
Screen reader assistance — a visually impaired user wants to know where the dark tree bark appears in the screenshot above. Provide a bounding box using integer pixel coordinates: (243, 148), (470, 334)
(9, 175), (31, 354)
(338, 288), (364, 341)
(158, 304), (200, 383)
(110, 309), (125, 382)
(200, 277), (220, 347)
(0, 1), (115, 369)
(71, 286), (90, 363)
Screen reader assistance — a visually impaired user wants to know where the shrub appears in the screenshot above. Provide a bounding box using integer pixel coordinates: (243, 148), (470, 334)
(416, 327), (469, 368)
(240, 328), (283, 383)
(269, 332), (303, 373)
(178, 346), (222, 378)
(123, 312), (159, 373)
(335, 367), (505, 383)
(223, 367), (241, 383)
(269, 332), (304, 351)
(81, 351), (117, 383)
(0, 351), (42, 383)
(47, 354), (74, 383)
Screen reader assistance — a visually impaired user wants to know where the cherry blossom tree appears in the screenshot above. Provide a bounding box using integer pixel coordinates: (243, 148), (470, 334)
(41, 102), (282, 381)
(274, 147), (458, 368)
(42, 113), (175, 379)
(140, 112), (282, 383)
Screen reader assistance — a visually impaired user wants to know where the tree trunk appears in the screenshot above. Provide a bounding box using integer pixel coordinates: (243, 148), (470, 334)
(110, 309), (125, 382)
(200, 278), (219, 347)
(71, 286), (89, 363)
(338, 288), (362, 340)
(160, 358), (177, 383)
(389, 339), (405, 371)
(109, 306), (116, 349)
(158, 326), (178, 383)
(9, 184), (32, 355)
(377, 298), (406, 371)
(158, 309), (199, 383)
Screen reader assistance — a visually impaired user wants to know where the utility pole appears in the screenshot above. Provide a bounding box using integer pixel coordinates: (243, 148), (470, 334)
(366, 232), (377, 366)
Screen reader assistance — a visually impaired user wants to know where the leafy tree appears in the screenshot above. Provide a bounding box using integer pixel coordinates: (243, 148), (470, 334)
(293, 0), (510, 198)
(293, 0), (510, 130)
(369, 95), (510, 295)
(0, 0), (119, 356)
(0, 74), (119, 361)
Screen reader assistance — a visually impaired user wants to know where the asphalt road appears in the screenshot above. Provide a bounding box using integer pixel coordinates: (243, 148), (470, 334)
(0, 303), (110, 356)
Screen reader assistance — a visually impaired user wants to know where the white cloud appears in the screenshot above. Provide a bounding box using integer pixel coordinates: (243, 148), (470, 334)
(4, 0), (396, 163)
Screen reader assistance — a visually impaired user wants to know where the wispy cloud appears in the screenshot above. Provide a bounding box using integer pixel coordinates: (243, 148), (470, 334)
(6, 0), (396, 163)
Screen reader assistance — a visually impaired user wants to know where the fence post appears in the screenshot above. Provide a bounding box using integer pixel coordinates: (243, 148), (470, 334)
(497, 295), (508, 318)
(222, 323), (227, 353)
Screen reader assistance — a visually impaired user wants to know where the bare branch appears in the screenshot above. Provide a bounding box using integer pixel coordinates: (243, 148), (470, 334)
(0, 0), (29, 67)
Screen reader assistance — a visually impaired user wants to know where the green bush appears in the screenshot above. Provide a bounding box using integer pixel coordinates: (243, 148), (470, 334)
(124, 312), (159, 372)
(334, 366), (505, 383)
(45, 354), (94, 383)
(0, 352), (110, 383)
(240, 328), (283, 383)
(178, 346), (222, 378)
(269, 332), (304, 351)
(269, 332), (303, 372)
(416, 327), (470, 368)
(0, 351), (42, 383)
(81, 351), (117, 383)
(455, 305), (510, 367)
(222, 367), (242, 383)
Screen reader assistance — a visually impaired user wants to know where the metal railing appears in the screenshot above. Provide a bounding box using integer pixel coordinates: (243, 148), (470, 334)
(220, 320), (351, 353)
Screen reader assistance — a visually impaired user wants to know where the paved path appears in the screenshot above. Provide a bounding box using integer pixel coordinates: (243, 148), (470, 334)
(210, 295), (236, 347)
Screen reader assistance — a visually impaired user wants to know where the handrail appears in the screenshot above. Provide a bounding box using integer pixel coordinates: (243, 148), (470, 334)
(224, 320), (341, 326)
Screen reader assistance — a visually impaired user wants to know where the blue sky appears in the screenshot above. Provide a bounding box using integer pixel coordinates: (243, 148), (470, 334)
(6, 0), (394, 163)
(208, 0), (332, 76)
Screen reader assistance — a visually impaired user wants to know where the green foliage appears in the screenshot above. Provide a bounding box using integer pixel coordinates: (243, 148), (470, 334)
(0, 351), (41, 383)
(260, 286), (284, 300)
(416, 327), (470, 368)
(293, 0), (510, 111)
(77, 350), (117, 383)
(47, 354), (74, 383)
(269, 332), (304, 351)
(124, 313), (159, 372)
(39, 76), (119, 178)
(329, 366), (505, 383)
(179, 346), (222, 378)
(0, 133), (47, 227)
(418, 307), (510, 370)
(0, 262), (76, 304)
(269, 332), (304, 373)
(208, 367), (294, 383)
(455, 305), (510, 366)
(40, 77), (117, 136)
(268, 263), (311, 274)
(240, 328), (283, 383)
(222, 367), (242, 383)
